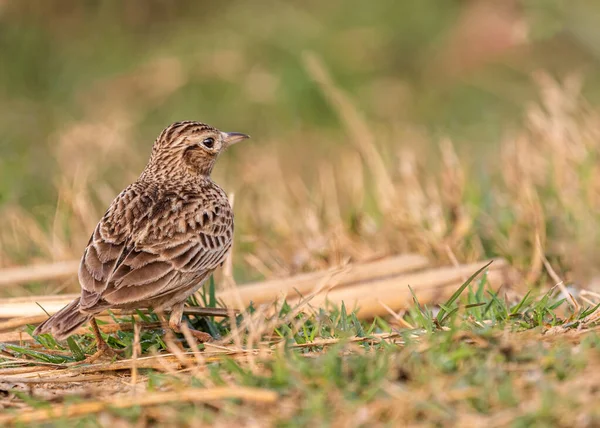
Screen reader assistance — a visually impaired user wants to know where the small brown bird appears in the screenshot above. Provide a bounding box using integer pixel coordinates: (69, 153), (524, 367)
(34, 121), (248, 358)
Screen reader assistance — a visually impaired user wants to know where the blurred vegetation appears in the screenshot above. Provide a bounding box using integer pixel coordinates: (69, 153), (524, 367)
(1, 0), (596, 206)
(2, 0), (600, 287)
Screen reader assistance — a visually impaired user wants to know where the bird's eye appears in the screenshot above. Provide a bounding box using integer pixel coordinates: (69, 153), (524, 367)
(202, 137), (215, 149)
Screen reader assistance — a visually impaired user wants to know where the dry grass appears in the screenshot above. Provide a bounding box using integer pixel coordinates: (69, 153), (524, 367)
(2, 57), (599, 292)
(2, 53), (600, 426)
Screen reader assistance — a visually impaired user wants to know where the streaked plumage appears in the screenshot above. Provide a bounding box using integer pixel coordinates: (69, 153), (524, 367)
(34, 121), (249, 344)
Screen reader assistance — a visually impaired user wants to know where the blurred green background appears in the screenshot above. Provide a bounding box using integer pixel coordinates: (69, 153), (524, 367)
(2, 0), (598, 207)
(2, 0), (600, 280)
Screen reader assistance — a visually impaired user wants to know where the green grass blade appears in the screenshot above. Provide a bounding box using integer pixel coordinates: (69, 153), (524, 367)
(407, 285), (433, 330)
(340, 301), (348, 332)
(208, 275), (216, 308)
(464, 302), (486, 309)
(440, 307), (460, 325)
(436, 260), (493, 324)
(136, 309), (152, 323)
(66, 337), (85, 361)
(351, 312), (365, 337)
(580, 303), (600, 319)
(408, 284), (423, 313)
(510, 290), (532, 315)
(549, 298), (567, 311)
(5, 345), (74, 364)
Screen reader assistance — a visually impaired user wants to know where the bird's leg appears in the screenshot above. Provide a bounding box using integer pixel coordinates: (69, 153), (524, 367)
(73, 318), (120, 365)
(156, 309), (184, 351)
(168, 302), (213, 343)
(91, 318), (118, 355)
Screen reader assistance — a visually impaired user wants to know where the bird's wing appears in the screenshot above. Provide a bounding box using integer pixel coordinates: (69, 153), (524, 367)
(78, 183), (233, 310)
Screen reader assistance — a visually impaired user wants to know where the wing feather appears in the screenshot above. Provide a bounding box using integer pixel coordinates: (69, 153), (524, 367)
(77, 182), (233, 311)
(104, 270), (180, 303)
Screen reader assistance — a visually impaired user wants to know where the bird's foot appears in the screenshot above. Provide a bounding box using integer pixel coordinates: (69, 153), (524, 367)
(166, 304), (213, 344)
(186, 328), (213, 343)
(169, 320), (213, 343)
(69, 318), (123, 365)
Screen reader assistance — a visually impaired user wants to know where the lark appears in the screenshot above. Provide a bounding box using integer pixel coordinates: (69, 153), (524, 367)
(34, 121), (248, 359)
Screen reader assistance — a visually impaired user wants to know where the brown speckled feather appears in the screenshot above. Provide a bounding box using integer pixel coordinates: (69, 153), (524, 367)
(34, 121), (249, 340)
(78, 179), (233, 310)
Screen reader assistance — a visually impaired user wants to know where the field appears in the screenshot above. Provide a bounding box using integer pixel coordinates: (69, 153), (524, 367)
(2, 2), (600, 426)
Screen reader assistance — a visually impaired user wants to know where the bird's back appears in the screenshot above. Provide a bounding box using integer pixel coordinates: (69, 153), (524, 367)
(77, 176), (233, 312)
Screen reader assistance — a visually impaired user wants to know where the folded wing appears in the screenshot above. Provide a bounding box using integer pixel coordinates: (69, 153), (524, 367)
(78, 183), (233, 311)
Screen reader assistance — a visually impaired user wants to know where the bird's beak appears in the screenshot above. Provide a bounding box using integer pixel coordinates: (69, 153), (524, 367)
(222, 132), (250, 147)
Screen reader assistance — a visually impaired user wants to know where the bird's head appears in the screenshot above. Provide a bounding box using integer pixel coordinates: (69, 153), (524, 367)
(144, 121), (249, 179)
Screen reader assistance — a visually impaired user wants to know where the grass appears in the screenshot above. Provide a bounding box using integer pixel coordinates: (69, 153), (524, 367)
(2, 65), (600, 426)
(3, 3), (600, 425)
(2, 271), (600, 426)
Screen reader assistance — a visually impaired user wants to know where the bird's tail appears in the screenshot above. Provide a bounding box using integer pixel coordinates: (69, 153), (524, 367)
(33, 298), (93, 340)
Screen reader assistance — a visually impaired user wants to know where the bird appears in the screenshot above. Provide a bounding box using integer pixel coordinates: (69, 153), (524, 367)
(34, 121), (249, 360)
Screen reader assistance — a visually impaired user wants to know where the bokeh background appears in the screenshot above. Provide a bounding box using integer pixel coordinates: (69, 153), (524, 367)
(2, 0), (600, 297)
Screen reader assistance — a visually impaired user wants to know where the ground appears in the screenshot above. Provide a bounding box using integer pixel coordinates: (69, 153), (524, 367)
(2, 270), (600, 426)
